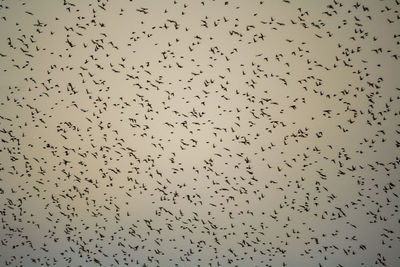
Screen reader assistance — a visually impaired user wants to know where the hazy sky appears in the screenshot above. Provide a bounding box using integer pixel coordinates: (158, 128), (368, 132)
(0, 0), (399, 266)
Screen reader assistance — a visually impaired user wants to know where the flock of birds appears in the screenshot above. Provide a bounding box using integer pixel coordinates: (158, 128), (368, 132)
(0, 0), (399, 266)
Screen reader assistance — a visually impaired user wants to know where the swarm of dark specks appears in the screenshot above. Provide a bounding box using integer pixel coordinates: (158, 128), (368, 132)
(0, 0), (399, 266)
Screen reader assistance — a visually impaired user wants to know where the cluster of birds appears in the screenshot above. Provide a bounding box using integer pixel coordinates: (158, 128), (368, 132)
(0, 0), (399, 266)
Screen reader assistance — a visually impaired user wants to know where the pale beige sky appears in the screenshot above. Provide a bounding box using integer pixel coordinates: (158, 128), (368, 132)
(0, 0), (399, 266)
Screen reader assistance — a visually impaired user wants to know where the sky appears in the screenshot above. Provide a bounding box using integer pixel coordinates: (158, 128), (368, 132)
(0, 0), (399, 266)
